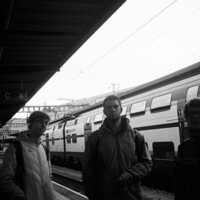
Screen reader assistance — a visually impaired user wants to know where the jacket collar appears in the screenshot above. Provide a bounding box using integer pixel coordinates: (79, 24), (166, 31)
(17, 131), (42, 145)
(100, 117), (132, 134)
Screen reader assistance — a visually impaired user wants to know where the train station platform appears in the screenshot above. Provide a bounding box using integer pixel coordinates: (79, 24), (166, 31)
(55, 191), (70, 200)
(53, 181), (87, 200)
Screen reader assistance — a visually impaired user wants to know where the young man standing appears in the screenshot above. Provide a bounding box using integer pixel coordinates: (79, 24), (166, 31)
(0, 111), (56, 200)
(82, 95), (152, 200)
(174, 98), (200, 200)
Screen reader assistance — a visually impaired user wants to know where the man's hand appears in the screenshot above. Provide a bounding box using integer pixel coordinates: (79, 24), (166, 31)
(117, 171), (133, 185)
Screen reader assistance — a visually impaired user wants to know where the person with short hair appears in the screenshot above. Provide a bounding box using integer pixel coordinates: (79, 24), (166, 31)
(82, 95), (152, 200)
(174, 98), (200, 200)
(0, 111), (56, 200)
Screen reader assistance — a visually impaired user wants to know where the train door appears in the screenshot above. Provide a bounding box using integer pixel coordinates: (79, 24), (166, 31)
(46, 133), (49, 150)
(63, 121), (67, 163)
(178, 85), (199, 142)
(0, 136), (4, 151)
(177, 98), (188, 143)
(84, 119), (92, 143)
(92, 113), (104, 132)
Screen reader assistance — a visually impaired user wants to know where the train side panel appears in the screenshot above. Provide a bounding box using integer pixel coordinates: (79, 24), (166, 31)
(65, 123), (86, 153)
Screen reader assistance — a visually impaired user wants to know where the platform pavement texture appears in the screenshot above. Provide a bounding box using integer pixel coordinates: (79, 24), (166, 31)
(55, 191), (71, 200)
(53, 182), (87, 200)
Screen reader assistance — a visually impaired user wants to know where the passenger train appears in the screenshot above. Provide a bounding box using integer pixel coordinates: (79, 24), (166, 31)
(43, 62), (200, 177)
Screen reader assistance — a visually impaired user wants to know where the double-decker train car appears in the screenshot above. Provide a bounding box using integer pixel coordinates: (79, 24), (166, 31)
(43, 62), (200, 177)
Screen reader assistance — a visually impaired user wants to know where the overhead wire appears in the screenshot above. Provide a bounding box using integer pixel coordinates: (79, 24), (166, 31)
(49, 0), (179, 97)
(90, 2), (200, 80)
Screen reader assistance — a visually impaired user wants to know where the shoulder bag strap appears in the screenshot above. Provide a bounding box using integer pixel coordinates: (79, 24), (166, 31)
(13, 140), (24, 191)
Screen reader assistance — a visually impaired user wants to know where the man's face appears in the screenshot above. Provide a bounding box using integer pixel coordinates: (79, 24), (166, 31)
(103, 99), (122, 121)
(30, 118), (49, 137)
(187, 107), (200, 131)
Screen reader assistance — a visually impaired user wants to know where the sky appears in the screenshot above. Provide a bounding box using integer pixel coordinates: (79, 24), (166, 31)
(14, 0), (200, 118)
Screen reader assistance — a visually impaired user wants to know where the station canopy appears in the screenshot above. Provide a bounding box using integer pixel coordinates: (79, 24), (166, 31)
(0, 0), (126, 127)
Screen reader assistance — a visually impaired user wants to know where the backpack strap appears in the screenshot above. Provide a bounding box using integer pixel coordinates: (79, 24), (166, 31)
(12, 140), (25, 191)
(131, 129), (144, 159)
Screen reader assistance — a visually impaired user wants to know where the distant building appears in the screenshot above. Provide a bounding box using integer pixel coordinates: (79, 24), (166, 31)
(6, 118), (28, 135)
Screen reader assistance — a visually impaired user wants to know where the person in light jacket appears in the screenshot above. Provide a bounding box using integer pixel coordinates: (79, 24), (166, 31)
(0, 111), (56, 200)
(82, 95), (152, 200)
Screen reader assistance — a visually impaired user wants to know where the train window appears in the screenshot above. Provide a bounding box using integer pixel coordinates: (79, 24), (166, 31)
(94, 113), (103, 124)
(130, 101), (146, 116)
(77, 117), (87, 124)
(58, 123), (63, 129)
(72, 134), (77, 143)
(60, 107), (64, 111)
(186, 85), (198, 101)
(86, 117), (91, 124)
(66, 135), (71, 143)
(121, 106), (127, 116)
(66, 121), (70, 126)
(151, 93), (172, 111)
(67, 119), (76, 126)
(46, 126), (51, 131)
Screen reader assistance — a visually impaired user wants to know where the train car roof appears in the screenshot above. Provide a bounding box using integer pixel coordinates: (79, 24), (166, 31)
(66, 61), (200, 116)
(121, 61), (200, 99)
(0, 0), (126, 127)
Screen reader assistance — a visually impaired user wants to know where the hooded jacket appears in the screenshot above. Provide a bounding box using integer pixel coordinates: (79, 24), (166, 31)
(82, 117), (152, 200)
(0, 131), (56, 200)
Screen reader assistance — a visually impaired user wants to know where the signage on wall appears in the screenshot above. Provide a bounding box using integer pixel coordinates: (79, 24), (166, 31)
(0, 90), (28, 103)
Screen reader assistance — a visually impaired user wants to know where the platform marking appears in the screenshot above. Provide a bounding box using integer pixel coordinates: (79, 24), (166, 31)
(52, 181), (87, 199)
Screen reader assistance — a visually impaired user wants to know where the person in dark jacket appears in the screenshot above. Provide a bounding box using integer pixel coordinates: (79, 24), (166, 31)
(174, 98), (200, 200)
(82, 95), (152, 200)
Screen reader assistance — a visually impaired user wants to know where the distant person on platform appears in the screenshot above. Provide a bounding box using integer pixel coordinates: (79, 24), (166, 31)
(82, 95), (152, 200)
(0, 111), (56, 200)
(174, 98), (200, 200)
